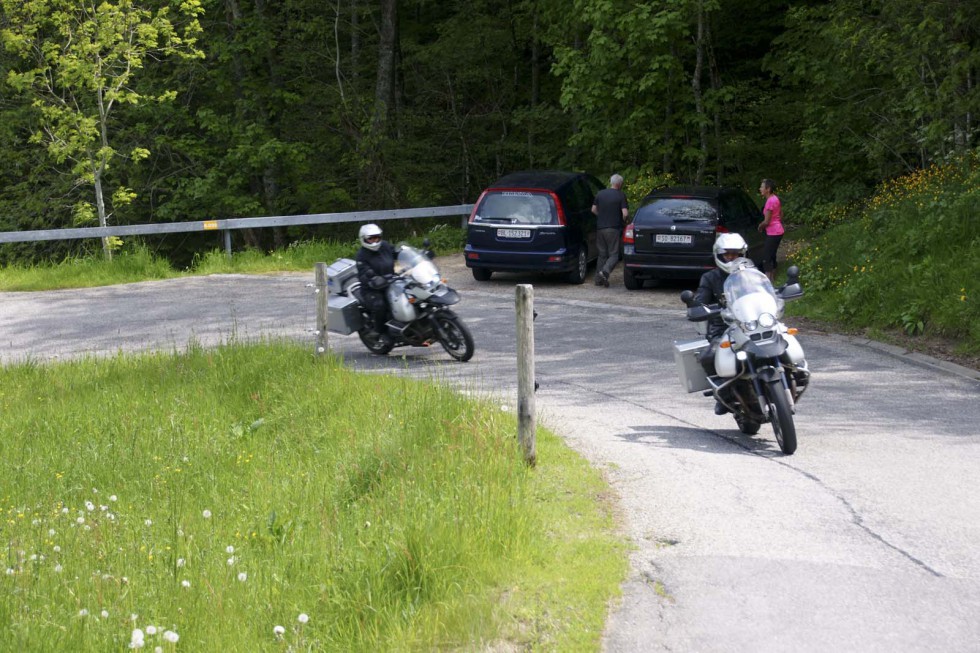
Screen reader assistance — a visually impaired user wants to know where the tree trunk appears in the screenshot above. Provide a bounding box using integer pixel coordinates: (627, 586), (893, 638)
(372, 0), (397, 137)
(706, 16), (723, 185)
(692, 0), (708, 185)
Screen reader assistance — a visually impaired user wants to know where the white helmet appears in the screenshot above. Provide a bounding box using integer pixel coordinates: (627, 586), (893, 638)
(358, 223), (383, 251)
(713, 232), (748, 273)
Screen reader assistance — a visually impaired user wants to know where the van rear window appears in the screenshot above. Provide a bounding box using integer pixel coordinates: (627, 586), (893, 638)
(473, 191), (557, 225)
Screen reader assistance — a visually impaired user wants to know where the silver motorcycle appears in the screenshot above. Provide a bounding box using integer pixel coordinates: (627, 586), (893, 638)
(326, 244), (475, 361)
(674, 260), (810, 454)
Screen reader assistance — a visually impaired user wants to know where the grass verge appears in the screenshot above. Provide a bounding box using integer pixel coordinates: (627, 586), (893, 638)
(0, 341), (627, 650)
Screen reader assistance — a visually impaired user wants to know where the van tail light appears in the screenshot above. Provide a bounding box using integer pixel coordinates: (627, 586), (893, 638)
(622, 223), (635, 244)
(550, 191), (566, 226)
(468, 191), (488, 224)
(715, 224), (730, 233)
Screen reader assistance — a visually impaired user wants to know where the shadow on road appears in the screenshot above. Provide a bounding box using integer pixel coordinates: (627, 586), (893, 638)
(614, 423), (785, 456)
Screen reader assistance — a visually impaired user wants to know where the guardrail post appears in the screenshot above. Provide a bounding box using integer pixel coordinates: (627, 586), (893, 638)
(516, 284), (536, 466)
(314, 262), (329, 356)
(223, 230), (232, 259)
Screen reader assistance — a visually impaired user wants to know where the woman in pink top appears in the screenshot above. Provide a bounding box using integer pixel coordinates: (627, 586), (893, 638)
(757, 178), (784, 281)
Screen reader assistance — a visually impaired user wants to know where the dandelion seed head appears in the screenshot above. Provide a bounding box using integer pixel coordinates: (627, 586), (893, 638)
(163, 630), (179, 643)
(298, 613), (309, 624)
(85, 501), (95, 511)
(226, 545), (234, 554)
(181, 580), (191, 588)
(227, 556), (235, 566)
(101, 610), (109, 619)
(130, 628), (145, 648)
(273, 625), (285, 637)
(48, 528), (56, 536)
(53, 545), (61, 553)
(176, 558), (185, 567)
(202, 509), (212, 519)
(76, 517), (85, 525)
(145, 625), (157, 635)
(237, 572), (247, 582)
(54, 564), (63, 573)
(144, 519), (153, 527)
(79, 608), (89, 617)
(110, 495), (117, 502)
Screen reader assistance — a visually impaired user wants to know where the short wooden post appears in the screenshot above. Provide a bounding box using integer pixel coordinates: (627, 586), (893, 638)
(314, 262), (329, 356)
(516, 284), (536, 466)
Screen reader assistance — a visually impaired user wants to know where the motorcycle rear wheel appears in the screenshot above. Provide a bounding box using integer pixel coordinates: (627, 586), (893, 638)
(765, 379), (797, 455)
(434, 312), (474, 362)
(358, 327), (394, 355)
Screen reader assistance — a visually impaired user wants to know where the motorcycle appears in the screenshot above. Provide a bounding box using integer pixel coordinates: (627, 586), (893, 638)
(674, 260), (810, 454)
(325, 244), (475, 361)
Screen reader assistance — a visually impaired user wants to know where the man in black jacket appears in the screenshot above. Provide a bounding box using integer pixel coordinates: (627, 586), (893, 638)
(355, 223), (396, 341)
(694, 233), (749, 414)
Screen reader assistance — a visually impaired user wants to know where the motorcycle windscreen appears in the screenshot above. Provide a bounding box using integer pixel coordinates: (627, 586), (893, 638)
(724, 266), (784, 323)
(395, 246), (441, 285)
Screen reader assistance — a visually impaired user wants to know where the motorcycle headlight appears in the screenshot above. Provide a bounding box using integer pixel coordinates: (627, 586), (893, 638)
(742, 319), (758, 331)
(758, 313), (776, 328)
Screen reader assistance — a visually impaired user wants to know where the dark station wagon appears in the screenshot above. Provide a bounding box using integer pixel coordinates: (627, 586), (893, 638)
(464, 170), (603, 284)
(621, 185), (765, 289)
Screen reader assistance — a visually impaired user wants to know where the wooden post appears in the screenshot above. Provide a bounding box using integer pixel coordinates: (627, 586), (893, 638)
(314, 262), (329, 356)
(516, 284), (536, 466)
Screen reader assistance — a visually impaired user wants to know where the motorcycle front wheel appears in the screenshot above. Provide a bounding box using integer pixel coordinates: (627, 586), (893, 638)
(434, 311), (474, 362)
(358, 327), (394, 356)
(765, 379), (797, 455)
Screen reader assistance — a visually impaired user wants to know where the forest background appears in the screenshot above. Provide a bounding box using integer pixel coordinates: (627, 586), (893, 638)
(0, 0), (977, 266)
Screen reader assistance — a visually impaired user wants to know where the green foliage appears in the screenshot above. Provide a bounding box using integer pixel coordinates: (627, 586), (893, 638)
(791, 157), (980, 352)
(0, 0), (204, 253)
(769, 0), (980, 185)
(0, 341), (626, 650)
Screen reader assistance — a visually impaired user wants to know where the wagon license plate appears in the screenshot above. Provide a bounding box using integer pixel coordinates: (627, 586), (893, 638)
(656, 234), (692, 244)
(498, 228), (531, 239)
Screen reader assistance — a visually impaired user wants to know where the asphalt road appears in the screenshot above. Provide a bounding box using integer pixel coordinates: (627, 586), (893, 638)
(1, 256), (978, 652)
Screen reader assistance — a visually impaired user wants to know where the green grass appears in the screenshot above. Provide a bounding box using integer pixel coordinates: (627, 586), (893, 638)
(784, 159), (980, 355)
(0, 224), (467, 291)
(0, 341), (627, 651)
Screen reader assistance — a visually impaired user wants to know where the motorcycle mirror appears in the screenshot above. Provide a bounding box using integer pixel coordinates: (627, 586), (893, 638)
(680, 290), (695, 307)
(780, 283), (804, 301)
(785, 265), (800, 285)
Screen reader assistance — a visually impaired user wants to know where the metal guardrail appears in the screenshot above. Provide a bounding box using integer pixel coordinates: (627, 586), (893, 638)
(0, 204), (475, 255)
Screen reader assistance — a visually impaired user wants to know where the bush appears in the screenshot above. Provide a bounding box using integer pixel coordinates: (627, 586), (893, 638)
(792, 158), (980, 351)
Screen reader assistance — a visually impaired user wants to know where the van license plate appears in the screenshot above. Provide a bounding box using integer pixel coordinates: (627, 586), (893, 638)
(498, 229), (531, 239)
(656, 234), (692, 244)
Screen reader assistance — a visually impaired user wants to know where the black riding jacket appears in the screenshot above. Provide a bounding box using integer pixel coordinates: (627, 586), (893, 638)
(355, 242), (396, 291)
(693, 268), (729, 341)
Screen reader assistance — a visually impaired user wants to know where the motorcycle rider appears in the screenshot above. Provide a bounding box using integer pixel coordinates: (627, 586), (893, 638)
(355, 223), (396, 343)
(694, 232), (751, 414)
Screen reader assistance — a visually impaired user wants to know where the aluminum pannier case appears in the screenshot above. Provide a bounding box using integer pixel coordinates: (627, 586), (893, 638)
(326, 258), (359, 295)
(327, 295), (363, 335)
(673, 338), (711, 393)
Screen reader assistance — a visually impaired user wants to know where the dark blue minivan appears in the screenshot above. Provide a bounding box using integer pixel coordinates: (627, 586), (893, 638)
(464, 170), (603, 284)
